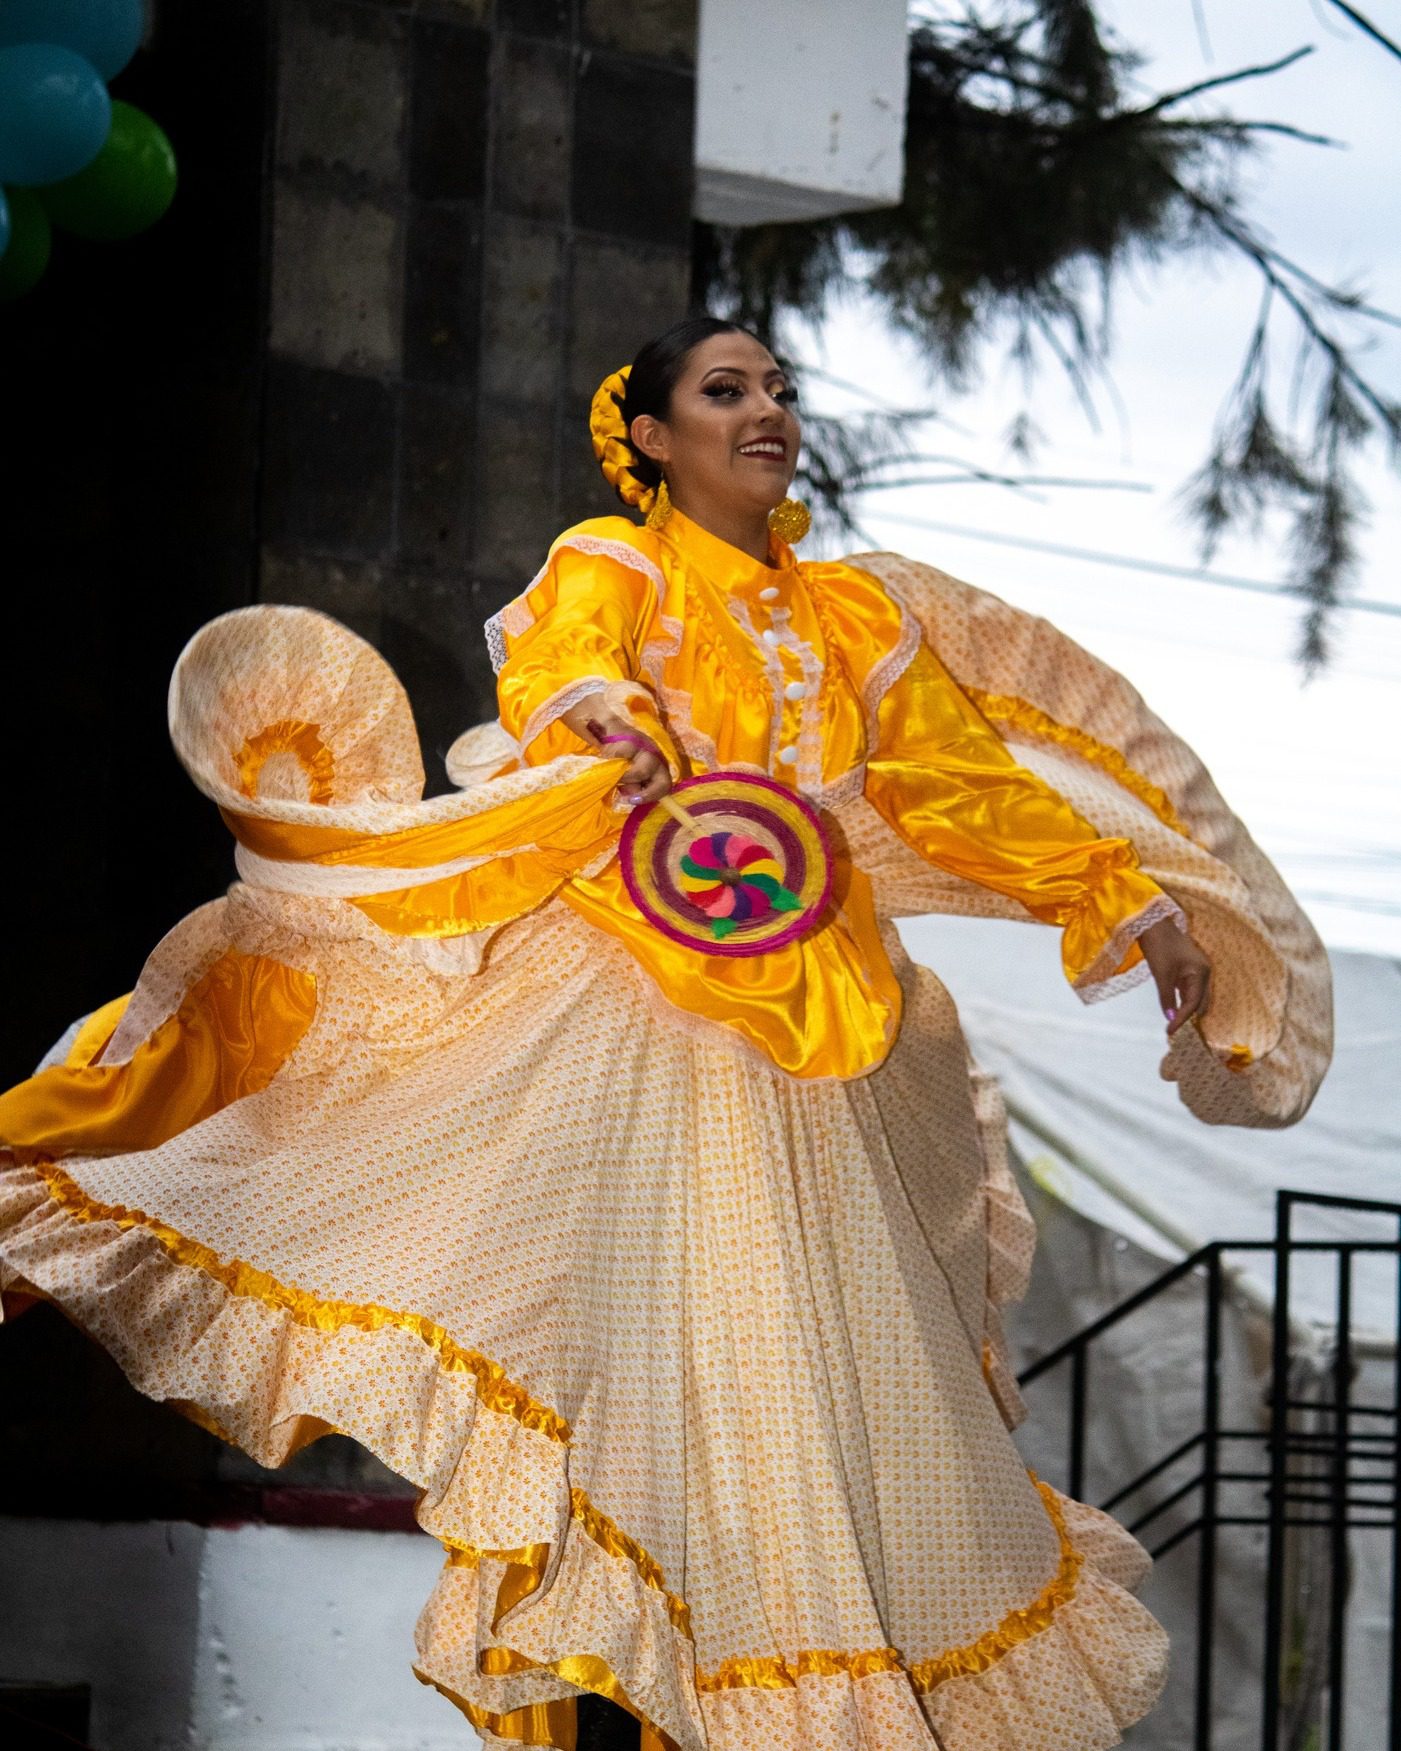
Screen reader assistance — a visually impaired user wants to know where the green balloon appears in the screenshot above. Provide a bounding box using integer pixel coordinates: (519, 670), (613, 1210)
(39, 100), (176, 242)
(0, 185), (51, 299)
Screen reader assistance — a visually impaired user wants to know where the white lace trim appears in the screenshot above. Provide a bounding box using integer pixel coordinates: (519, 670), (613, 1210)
(483, 535), (667, 677)
(1076, 958), (1156, 1005)
(483, 561), (552, 674)
(517, 674), (620, 756)
(768, 602), (827, 795)
(640, 613), (684, 688)
(656, 679), (719, 770)
(1072, 890), (1188, 1005)
(724, 594), (827, 789)
(554, 531), (666, 598)
(580, 841), (623, 881)
(484, 613), (507, 675)
(501, 598), (535, 637)
(805, 762), (867, 809)
(860, 580), (924, 745)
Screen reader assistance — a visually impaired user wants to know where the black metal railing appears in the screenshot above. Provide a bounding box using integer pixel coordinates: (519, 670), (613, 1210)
(1017, 1187), (1401, 1749)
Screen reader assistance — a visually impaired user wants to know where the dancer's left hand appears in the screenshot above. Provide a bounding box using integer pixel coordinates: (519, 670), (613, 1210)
(1139, 917), (1212, 1037)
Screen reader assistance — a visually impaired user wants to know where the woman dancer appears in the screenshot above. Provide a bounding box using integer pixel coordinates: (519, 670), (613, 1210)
(0, 316), (1329, 1750)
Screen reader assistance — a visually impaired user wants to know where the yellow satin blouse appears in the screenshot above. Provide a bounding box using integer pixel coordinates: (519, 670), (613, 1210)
(489, 506), (1173, 1080)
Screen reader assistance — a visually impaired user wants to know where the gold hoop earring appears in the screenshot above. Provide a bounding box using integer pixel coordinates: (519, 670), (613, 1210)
(767, 496), (811, 544)
(645, 478), (674, 530)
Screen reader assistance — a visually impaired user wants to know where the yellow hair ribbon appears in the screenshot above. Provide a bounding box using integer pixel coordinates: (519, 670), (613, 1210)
(589, 364), (656, 515)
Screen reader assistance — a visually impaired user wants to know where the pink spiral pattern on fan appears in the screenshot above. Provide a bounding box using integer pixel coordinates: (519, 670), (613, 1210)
(678, 831), (798, 935)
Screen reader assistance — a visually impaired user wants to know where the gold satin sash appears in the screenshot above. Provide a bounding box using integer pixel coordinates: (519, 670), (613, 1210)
(222, 747), (902, 1076)
(222, 762), (630, 939)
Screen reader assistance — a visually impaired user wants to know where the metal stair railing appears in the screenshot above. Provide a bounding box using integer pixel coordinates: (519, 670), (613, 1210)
(1015, 1187), (1401, 1750)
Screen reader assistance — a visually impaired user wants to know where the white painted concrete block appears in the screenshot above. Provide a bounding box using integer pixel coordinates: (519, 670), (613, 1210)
(0, 1520), (477, 1750)
(189, 1526), (467, 1751)
(695, 0), (909, 224)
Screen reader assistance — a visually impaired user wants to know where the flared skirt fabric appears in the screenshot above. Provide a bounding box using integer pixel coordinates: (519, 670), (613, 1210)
(0, 884), (1169, 1750)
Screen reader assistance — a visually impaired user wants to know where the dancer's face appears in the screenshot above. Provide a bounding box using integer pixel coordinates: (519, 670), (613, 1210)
(629, 332), (801, 519)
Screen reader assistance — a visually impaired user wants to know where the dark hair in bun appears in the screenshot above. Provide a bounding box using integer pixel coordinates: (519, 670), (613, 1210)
(619, 315), (751, 490)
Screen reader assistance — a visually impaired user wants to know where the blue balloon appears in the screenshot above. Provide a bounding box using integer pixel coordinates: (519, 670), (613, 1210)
(0, 44), (110, 186)
(0, 185), (9, 260)
(0, 0), (145, 81)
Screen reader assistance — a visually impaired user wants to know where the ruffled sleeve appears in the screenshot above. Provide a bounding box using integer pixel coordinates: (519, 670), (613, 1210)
(492, 532), (674, 767)
(864, 640), (1186, 1000)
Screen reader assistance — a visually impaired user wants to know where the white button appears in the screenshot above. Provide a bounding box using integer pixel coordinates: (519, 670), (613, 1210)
(784, 681), (808, 701)
(758, 585), (781, 602)
(777, 745), (799, 766)
(761, 628), (780, 647)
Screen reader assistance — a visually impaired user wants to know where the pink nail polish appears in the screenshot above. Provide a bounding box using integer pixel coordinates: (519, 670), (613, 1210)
(1165, 1006), (1177, 1023)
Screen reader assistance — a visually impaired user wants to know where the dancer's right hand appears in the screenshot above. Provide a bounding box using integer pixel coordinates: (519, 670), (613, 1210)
(561, 694), (673, 806)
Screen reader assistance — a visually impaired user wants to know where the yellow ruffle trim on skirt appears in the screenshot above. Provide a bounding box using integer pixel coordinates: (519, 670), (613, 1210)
(422, 1475), (1084, 1750)
(416, 1661), (681, 1751)
(12, 1155), (1099, 1751)
(28, 1156), (571, 1443)
(443, 1488), (693, 1641)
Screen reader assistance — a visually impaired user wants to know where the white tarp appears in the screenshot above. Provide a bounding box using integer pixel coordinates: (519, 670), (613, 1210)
(898, 915), (1401, 1337)
(898, 914), (1401, 1747)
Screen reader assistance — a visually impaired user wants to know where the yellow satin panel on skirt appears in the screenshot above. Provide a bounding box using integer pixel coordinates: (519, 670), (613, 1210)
(562, 858), (903, 1081)
(0, 951), (317, 1159)
(66, 992), (134, 1069)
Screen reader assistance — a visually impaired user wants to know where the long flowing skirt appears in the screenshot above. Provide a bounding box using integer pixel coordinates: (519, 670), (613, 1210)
(0, 861), (1169, 1751)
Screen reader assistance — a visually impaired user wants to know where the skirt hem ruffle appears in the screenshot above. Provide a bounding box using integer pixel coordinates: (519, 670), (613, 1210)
(0, 1155), (1168, 1751)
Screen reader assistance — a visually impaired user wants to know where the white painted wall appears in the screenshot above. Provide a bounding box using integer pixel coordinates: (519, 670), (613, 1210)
(695, 0), (908, 224)
(0, 1520), (474, 1750)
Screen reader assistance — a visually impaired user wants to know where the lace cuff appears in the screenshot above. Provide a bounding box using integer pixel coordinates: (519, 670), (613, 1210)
(517, 674), (620, 757)
(519, 678), (680, 777)
(1070, 890), (1188, 1006)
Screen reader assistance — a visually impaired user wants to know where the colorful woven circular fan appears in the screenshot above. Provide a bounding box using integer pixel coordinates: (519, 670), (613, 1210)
(618, 771), (832, 956)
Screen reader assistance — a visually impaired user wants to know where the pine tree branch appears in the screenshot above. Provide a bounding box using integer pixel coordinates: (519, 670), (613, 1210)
(697, 2), (1400, 670)
(1175, 178), (1401, 435)
(1030, 308), (1104, 430)
(1230, 230), (1401, 330)
(1158, 116), (1341, 148)
(846, 463), (1151, 493)
(794, 366), (956, 426)
(1126, 45), (1315, 119)
(1323, 0), (1401, 63)
(1191, 0), (1214, 60)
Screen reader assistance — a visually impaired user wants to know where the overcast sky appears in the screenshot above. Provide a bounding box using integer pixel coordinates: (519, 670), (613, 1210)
(808, 0), (1401, 955)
